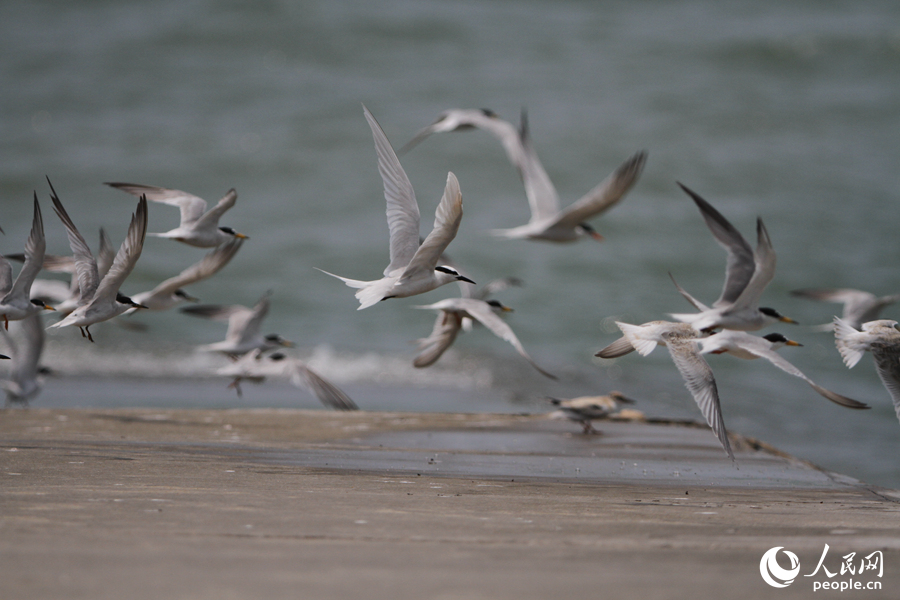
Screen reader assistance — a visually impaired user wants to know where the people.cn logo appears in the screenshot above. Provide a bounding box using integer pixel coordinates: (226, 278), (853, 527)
(760, 547), (801, 588)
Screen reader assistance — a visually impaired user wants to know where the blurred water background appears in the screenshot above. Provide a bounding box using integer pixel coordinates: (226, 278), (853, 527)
(1, 0), (899, 487)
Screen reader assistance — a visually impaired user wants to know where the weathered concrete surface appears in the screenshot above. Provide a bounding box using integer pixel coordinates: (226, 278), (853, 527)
(1, 409), (898, 599)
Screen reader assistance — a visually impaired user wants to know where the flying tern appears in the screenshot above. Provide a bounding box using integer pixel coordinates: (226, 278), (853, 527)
(124, 237), (243, 314)
(834, 317), (900, 423)
(792, 288), (900, 331)
(0, 194), (54, 328)
(317, 105), (474, 309)
(46, 180), (148, 342)
(216, 348), (358, 410)
(0, 312), (46, 406)
(105, 182), (248, 248)
(669, 183), (796, 332)
(412, 296), (557, 379)
(180, 290), (292, 356)
(697, 329), (867, 409)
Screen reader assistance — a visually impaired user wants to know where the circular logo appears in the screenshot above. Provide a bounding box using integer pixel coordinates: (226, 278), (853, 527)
(760, 547), (800, 588)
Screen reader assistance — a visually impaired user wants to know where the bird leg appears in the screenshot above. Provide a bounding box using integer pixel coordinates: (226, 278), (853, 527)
(79, 326), (95, 343)
(582, 421), (598, 435)
(227, 378), (244, 398)
(2, 315), (7, 330)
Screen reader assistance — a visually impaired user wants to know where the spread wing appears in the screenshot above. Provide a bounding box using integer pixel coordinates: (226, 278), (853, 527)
(146, 237), (243, 297)
(400, 172), (463, 282)
(5, 195), (45, 302)
(106, 182), (208, 225)
(48, 178), (99, 304)
(91, 196), (148, 305)
(290, 361), (359, 411)
(362, 105), (421, 276)
(665, 339), (733, 460)
(872, 350), (900, 423)
(413, 311), (463, 368)
(553, 151), (647, 230)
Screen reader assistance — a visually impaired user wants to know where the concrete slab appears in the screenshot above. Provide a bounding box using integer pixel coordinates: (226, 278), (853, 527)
(1, 409), (898, 599)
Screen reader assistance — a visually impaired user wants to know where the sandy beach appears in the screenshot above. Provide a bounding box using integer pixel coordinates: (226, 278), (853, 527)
(1, 408), (897, 599)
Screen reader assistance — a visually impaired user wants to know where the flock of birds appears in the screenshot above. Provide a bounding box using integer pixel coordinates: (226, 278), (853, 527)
(3, 104), (900, 457)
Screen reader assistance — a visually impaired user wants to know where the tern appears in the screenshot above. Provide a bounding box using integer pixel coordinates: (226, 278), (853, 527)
(0, 312), (46, 406)
(46, 180), (148, 342)
(669, 183), (796, 332)
(180, 290), (293, 356)
(105, 182), (248, 248)
(401, 108), (646, 242)
(834, 317), (900, 423)
(697, 329), (867, 409)
(608, 320), (733, 460)
(0, 194), (54, 328)
(412, 296), (557, 380)
(216, 349), (358, 411)
(546, 391), (638, 434)
(317, 105), (474, 309)
(123, 237), (243, 314)
(792, 288), (900, 331)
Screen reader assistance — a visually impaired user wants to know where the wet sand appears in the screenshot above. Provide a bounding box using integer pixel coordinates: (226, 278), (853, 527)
(1, 408), (898, 599)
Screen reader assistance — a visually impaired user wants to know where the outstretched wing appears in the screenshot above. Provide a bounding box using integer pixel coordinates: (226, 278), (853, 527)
(106, 182), (208, 225)
(553, 151), (647, 230)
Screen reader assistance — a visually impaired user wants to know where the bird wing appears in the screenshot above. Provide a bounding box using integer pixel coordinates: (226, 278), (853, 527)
(5, 195), (46, 303)
(665, 339), (733, 460)
(193, 189), (238, 230)
(678, 183), (755, 308)
(232, 291), (272, 345)
(13, 312), (44, 380)
(872, 350), (900, 423)
(472, 277), (524, 301)
(668, 272), (712, 312)
(290, 361), (359, 411)
(729, 218), (776, 312)
(460, 298), (557, 379)
(735, 338), (869, 409)
(552, 151), (647, 230)
(515, 110), (561, 223)
(595, 335), (635, 359)
(48, 179), (100, 304)
(91, 196), (148, 305)
(145, 237), (243, 298)
(0, 257), (14, 297)
(400, 172), (463, 282)
(105, 182), (208, 225)
(362, 105), (421, 276)
(96, 228), (116, 280)
(413, 310), (463, 368)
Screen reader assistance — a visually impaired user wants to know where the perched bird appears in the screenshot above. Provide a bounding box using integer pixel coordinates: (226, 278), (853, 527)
(792, 288), (900, 331)
(834, 317), (900, 423)
(105, 182), (248, 247)
(0, 194), (54, 328)
(696, 329), (867, 409)
(606, 320), (732, 460)
(123, 237), (243, 314)
(669, 183), (796, 332)
(0, 312), (46, 406)
(317, 105), (474, 309)
(216, 349), (358, 411)
(402, 108), (647, 242)
(180, 290), (292, 356)
(46, 180), (148, 342)
(546, 391), (638, 434)
(412, 296), (557, 380)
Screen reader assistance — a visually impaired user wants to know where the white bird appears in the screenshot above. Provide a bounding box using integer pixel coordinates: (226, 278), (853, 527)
(402, 108), (647, 242)
(0, 194), (54, 328)
(0, 312), (46, 406)
(123, 237), (243, 314)
(105, 182), (248, 248)
(669, 183), (796, 332)
(398, 108), (525, 164)
(216, 349), (358, 411)
(834, 317), (900, 423)
(546, 391), (638, 434)
(180, 290), (292, 356)
(607, 320), (733, 460)
(412, 296), (557, 380)
(17, 228), (118, 316)
(696, 329), (867, 409)
(317, 105), (474, 309)
(47, 180), (148, 342)
(792, 288), (900, 331)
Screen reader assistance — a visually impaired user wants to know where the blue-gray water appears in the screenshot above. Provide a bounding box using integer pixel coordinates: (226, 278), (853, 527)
(2, 1), (899, 488)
